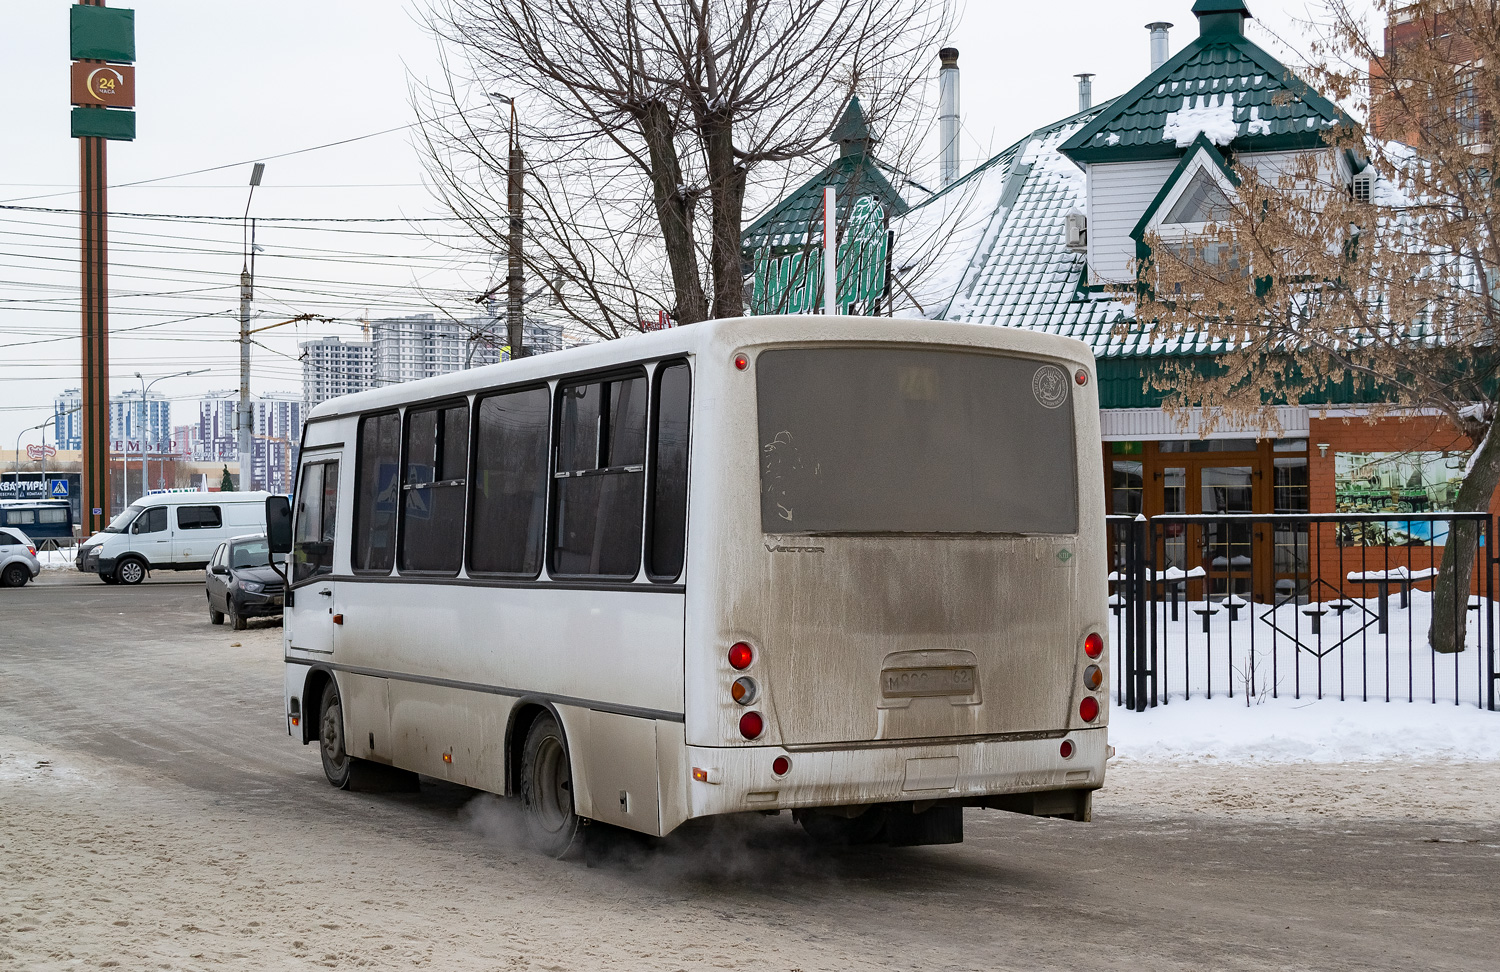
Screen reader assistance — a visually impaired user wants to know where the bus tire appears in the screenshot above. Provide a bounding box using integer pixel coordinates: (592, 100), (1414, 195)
(519, 713), (580, 858)
(114, 557), (147, 585)
(2, 564), (29, 587)
(319, 680), (356, 789)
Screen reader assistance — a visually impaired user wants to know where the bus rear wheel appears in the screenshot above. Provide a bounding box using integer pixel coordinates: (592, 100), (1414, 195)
(519, 713), (579, 858)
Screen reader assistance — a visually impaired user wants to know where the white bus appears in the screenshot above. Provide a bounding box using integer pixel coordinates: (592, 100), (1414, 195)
(274, 315), (1107, 854)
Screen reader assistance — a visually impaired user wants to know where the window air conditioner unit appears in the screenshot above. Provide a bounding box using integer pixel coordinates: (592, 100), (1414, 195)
(1065, 211), (1087, 252)
(1352, 170), (1373, 204)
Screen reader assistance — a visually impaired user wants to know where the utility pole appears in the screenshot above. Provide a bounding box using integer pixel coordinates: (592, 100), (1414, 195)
(490, 93), (525, 359)
(238, 162), (264, 490)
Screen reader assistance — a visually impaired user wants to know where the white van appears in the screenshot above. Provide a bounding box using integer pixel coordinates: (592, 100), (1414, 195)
(76, 491), (273, 584)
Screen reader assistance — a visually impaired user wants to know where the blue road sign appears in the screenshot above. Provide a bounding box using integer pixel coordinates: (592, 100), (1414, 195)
(50, 479), (68, 497)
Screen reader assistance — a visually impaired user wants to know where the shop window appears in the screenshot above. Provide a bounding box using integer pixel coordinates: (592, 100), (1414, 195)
(1274, 456), (1310, 581)
(1110, 460), (1143, 515)
(1159, 438), (1258, 453)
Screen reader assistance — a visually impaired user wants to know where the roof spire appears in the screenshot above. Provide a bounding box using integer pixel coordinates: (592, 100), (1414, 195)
(1192, 0), (1251, 37)
(828, 96), (872, 158)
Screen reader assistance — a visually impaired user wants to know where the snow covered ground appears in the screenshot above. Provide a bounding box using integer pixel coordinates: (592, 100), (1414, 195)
(1111, 695), (1500, 764)
(36, 549), (75, 571)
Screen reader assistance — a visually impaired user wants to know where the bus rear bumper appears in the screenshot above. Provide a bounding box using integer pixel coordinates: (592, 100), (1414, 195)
(683, 727), (1107, 821)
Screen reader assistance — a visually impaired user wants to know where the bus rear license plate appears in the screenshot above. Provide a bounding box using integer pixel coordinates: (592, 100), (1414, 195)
(881, 666), (977, 699)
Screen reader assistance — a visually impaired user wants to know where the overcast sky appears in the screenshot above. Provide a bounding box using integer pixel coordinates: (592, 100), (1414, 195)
(0, 0), (1376, 448)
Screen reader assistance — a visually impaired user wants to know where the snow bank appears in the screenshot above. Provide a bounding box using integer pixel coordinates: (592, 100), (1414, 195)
(1162, 97), (1240, 147)
(38, 549), (76, 571)
(1111, 695), (1500, 764)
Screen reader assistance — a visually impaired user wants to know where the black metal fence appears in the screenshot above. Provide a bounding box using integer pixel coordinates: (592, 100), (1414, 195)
(1107, 513), (1499, 712)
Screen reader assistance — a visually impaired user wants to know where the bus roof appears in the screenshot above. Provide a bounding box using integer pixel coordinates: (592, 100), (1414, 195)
(306, 315), (1095, 422)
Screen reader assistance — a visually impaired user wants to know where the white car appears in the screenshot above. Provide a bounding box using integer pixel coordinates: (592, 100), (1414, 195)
(75, 492), (272, 585)
(0, 527), (42, 588)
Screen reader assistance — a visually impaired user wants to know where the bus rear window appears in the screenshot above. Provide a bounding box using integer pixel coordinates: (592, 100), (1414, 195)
(756, 347), (1079, 535)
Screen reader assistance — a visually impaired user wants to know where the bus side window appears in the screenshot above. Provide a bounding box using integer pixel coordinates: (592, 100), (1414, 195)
(471, 386), (550, 576)
(552, 374), (646, 577)
(400, 403), (468, 574)
(353, 411), (400, 573)
(648, 362), (690, 581)
(293, 461), (338, 583)
(40, 507), (68, 524)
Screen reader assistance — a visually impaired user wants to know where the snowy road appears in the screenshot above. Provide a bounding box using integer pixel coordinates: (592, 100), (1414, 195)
(2, 576), (1497, 971)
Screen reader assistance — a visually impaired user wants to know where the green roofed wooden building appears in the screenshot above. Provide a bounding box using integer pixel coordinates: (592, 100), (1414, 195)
(741, 97), (920, 265)
(748, 1), (1480, 601)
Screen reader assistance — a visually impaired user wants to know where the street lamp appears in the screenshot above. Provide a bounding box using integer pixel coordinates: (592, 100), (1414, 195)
(239, 162), (266, 491)
(133, 369), (208, 502)
(13, 415), (56, 499)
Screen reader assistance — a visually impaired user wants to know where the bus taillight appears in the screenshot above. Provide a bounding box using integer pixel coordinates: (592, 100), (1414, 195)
(1059, 740), (1074, 759)
(1083, 633), (1103, 659)
(772, 755), (791, 776)
(728, 642), (754, 670)
(731, 676), (758, 705)
(739, 711), (764, 739)
(1083, 665), (1103, 690)
(1079, 697), (1100, 722)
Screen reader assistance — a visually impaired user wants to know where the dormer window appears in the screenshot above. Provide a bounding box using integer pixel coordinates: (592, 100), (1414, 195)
(1164, 169), (1235, 224)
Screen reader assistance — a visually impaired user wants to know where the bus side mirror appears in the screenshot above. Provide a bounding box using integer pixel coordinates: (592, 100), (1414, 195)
(266, 496), (293, 555)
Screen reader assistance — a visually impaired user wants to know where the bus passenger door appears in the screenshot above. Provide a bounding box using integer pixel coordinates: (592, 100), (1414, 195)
(288, 457), (340, 654)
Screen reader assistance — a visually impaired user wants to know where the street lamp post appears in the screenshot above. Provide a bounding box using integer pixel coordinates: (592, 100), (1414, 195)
(239, 162), (265, 491)
(13, 414), (60, 500)
(134, 369), (208, 503)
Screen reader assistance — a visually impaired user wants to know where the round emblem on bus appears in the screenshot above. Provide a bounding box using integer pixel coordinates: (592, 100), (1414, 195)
(1032, 365), (1069, 409)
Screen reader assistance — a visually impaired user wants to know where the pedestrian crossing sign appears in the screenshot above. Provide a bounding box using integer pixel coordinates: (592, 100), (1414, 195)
(50, 479), (68, 497)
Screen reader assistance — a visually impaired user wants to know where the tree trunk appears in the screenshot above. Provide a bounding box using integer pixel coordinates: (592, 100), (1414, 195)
(637, 100), (709, 325)
(1430, 419), (1500, 653)
(701, 111), (746, 320)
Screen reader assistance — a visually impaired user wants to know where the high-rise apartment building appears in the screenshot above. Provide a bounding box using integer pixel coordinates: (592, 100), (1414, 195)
(301, 335), (376, 408)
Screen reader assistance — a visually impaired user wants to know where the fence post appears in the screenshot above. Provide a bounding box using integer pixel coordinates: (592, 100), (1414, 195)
(1123, 517), (1137, 712)
(1132, 513), (1149, 712)
(1490, 514), (1498, 713)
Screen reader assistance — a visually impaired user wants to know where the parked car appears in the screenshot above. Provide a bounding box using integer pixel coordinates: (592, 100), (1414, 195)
(76, 491), (271, 584)
(204, 534), (285, 630)
(0, 527), (42, 587)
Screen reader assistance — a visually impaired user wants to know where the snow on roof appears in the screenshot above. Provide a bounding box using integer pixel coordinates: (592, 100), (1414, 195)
(1162, 97), (1241, 147)
(891, 104), (1147, 358)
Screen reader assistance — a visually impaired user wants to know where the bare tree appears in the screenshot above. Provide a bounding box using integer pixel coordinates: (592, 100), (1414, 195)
(1132, 0), (1500, 653)
(418, 0), (950, 335)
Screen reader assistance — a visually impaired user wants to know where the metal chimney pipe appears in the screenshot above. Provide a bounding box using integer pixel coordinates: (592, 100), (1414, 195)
(1075, 73), (1094, 112)
(938, 47), (960, 187)
(1147, 22), (1173, 72)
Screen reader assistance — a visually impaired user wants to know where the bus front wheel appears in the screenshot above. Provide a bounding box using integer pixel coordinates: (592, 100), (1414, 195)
(319, 681), (355, 789)
(519, 713), (580, 858)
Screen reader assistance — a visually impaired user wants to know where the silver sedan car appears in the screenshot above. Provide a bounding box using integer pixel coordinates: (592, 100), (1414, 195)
(0, 527), (42, 587)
